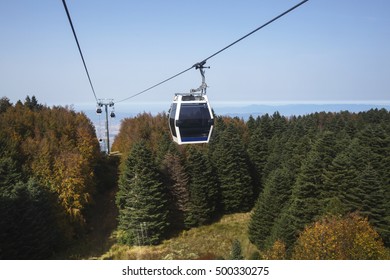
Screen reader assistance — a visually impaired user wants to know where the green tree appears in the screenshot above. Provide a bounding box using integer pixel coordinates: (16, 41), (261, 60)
(24, 95), (42, 111)
(323, 138), (390, 244)
(247, 126), (269, 196)
(357, 164), (389, 244)
(211, 123), (253, 213)
(271, 147), (326, 250)
(322, 150), (358, 215)
(248, 167), (293, 250)
(357, 125), (390, 246)
(0, 97), (12, 114)
(116, 141), (169, 245)
(185, 147), (219, 227)
(0, 179), (61, 259)
(162, 152), (190, 231)
(230, 239), (244, 260)
(0, 153), (23, 191)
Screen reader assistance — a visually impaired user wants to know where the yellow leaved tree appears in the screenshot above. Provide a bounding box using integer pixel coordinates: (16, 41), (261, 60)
(292, 213), (388, 260)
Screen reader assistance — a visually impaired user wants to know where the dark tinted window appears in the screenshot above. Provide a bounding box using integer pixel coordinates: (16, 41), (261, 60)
(178, 103), (212, 140)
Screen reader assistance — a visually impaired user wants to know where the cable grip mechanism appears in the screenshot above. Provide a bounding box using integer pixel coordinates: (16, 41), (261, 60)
(191, 61), (210, 95)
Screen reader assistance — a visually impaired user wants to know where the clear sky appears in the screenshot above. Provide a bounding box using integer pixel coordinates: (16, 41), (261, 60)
(1, 0), (390, 111)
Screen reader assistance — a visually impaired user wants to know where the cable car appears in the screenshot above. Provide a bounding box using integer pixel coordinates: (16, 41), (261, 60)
(169, 93), (214, 144)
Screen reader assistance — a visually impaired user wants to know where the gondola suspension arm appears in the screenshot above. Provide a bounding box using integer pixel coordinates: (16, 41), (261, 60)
(190, 62), (210, 95)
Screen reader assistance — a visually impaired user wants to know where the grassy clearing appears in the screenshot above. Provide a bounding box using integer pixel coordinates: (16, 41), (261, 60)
(99, 212), (258, 260)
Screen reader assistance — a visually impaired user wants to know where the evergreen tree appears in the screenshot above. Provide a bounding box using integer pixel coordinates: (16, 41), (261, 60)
(357, 125), (390, 237)
(357, 125), (390, 185)
(211, 123), (253, 213)
(271, 147), (326, 250)
(0, 97), (12, 114)
(357, 164), (389, 245)
(0, 154), (23, 191)
(323, 137), (390, 245)
(271, 111), (287, 135)
(261, 136), (285, 184)
(247, 126), (269, 196)
(162, 152), (190, 231)
(116, 141), (169, 245)
(0, 179), (61, 259)
(322, 151), (359, 215)
(246, 115), (257, 136)
(248, 167), (293, 249)
(230, 239), (244, 260)
(185, 147), (219, 227)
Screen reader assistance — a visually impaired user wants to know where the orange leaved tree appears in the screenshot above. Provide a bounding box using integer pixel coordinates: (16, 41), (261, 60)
(292, 213), (388, 260)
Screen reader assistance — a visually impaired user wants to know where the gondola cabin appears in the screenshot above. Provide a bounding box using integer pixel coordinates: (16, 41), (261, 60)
(169, 94), (214, 144)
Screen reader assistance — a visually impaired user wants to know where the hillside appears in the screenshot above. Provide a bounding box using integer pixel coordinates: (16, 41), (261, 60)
(111, 108), (390, 259)
(1, 96), (389, 260)
(100, 213), (256, 260)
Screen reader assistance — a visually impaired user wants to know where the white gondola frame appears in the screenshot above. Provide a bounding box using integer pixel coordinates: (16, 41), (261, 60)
(169, 94), (214, 145)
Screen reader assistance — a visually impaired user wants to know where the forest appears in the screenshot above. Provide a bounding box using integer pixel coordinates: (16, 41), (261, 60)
(1, 95), (389, 259)
(112, 106), (390, 259)
(0, 96), (107, 259)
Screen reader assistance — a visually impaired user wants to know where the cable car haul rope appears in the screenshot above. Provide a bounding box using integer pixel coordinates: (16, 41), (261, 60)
(117, 0), (309, 103)
(61, 0), (309, 145)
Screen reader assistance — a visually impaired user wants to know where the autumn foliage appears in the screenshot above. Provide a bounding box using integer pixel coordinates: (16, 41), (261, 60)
(293, 213), (388, 260)
(0, 96), (101, 258)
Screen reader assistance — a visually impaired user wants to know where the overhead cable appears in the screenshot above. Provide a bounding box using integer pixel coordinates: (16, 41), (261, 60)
(61, 0), (99, 103)
(117, 0), (309, 103)
(116, 66), (194, 103)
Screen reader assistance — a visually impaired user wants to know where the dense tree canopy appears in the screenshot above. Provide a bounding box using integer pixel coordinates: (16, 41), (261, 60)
(2, 94), (389, 259)
(0, 96), (101, 258)
(113, 108), (390, 256)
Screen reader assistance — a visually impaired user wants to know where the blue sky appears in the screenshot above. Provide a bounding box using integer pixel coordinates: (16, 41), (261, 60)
(1, 0), (389, 112)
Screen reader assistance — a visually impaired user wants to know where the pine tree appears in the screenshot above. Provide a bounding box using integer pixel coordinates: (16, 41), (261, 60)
(247, 126), (269, 196)
(162, 152), (190, 230)
(271, 147), (326, 250)
(323, 137), (390, 245)
(357, 125), (390, 185)
(0, 179), (61, 259)
(322, 151), (358, 215)
(248, 167), (293, 249)
(246, 115), (257, 136)
(271, 111), (287, 135)
(357, 164), (389, 245)
(230, 239), (244, 260)
(185, 147), (219, 227)
(357, 125), (390, 243)
(24, 95), (42, 111)
(0, 97), (12, 114)
(257, 113), (273, 140)
(116, 141), (169, 245)
(211, 123), (254, 213)
(0, 154), (23, 191)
